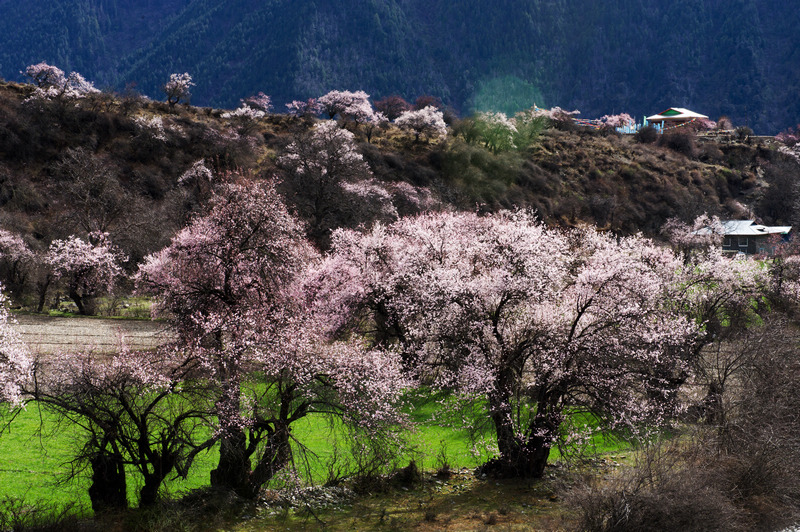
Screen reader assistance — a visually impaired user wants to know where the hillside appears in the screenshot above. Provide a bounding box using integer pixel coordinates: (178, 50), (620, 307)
(1, 0), (799, 132)
(0, 79), (796, 291)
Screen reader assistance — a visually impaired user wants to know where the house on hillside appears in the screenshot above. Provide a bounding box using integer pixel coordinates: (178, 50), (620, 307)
(718, 220), (791, 255)
(646, 107), (709, 128)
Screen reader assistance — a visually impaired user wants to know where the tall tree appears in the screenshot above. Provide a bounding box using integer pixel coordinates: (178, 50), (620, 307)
(308, 212), (701, 477)
(137, 178), (407, 498)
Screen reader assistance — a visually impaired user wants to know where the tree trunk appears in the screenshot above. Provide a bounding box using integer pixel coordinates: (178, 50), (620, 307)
(36, 275), (51, 313)
(481, 378), (556, 478)
(210, 425), (251, 495)
(88, 451), (127, 513)
(703, 381), (725, 425)
(246, 423), (292, 498)
(69, 288), (95, 315)
(139, 454), (176, 507)
(484, 418), (553, 478)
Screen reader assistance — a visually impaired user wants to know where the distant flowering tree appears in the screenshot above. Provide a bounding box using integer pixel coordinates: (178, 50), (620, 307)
(362, 110), (388, 143)
(242, 91), (272, 113)
(285, 98), (322, 118)
(279, 121), (397, 246)
(221, 104), (266, 134)
(600, 113), (634, 129)
(520, 105), (580, 124)
(177, 159), (214, 187)
(162, 72), (194, 107)
(133, 115), (168, 142)
(474, 111), (518, 153)
(681, 118), (717, 132)
(136, 179), (407, 499)
(279, 121), (371, 183)
(46, 232), (126, 315)
(661, 213), (725, 263)
(307, 212), (699, 478)
(394, 106), (448, 142)
(22, 62), (99, 103)
(0, 229), (35, 301)
(24, 62), (66, 88)
(676, 248), (768, 423)
(716, 116), (734, 131)
(221, 104), (266, 121)
(317, 90), (380, 128)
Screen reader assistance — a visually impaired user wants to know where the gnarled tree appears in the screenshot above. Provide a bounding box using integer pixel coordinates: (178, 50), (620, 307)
(137, 178), (407, 498)
(307, 212), (699, 478)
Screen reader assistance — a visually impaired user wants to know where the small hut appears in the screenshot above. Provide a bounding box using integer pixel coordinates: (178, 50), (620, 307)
(719, 220), (791, 255)
(646, 107), (708, 128)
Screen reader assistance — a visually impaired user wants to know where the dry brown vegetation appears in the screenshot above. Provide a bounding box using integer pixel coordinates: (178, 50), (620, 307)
(0, 79), (794, 275)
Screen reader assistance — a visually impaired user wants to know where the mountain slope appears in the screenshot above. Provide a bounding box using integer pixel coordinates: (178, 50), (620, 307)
(1, 0), (798, 132)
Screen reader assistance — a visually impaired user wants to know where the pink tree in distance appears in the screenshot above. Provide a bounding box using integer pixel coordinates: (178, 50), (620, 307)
(162, 72), (194, 107)
(46, 232), (126, 315)
(394, 106), (448, 142)
(0, 287), (31, 406)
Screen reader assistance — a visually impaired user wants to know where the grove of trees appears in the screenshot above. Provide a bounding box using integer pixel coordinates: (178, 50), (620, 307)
(1, 65), (800, 529)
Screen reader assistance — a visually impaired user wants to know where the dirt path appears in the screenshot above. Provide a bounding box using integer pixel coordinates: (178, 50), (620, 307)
(12, 314), (172, 354)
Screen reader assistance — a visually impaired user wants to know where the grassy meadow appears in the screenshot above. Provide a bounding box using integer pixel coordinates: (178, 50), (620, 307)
(0, 391), (624, 521)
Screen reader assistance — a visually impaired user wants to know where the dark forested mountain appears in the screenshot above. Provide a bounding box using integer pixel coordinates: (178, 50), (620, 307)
(1, 0), (798, 132)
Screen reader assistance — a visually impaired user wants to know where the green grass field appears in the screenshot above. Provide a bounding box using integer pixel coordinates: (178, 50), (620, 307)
(0, 396), (493, 514)
(0, 393), (626, 521)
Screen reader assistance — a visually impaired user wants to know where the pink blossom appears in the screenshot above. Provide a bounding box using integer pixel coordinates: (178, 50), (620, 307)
(318, 89), (372, 120)
(308, 212), (705, 477)
(600, 113), (634, 128)
(163, 72), (194, 107)
(243, 92), (272, 113)
(285, 98), (322, 117)
(136, 178), (408, 494)
(46, 232), (126, 314)
(0, 288), (30, 405)
(22, 63), (99, 103)
(394, 106), (448, 141)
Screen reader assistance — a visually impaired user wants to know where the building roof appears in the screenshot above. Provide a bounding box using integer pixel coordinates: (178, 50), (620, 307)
(646, 107), (709, 122)
(719, 220), (792, 237)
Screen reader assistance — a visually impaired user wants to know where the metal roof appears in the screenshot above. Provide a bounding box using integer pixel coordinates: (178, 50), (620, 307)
(646, 107), (709, 121)
(720, 220), (792, 236)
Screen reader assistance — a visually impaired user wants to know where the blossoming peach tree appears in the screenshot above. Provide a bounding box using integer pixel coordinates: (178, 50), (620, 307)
(305, 211), (702, 478)
(136, 178), (408, 499)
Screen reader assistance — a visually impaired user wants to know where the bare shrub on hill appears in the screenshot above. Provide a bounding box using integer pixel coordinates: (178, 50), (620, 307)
(658, 130), (697, 157)
(635, 125), (659, 144)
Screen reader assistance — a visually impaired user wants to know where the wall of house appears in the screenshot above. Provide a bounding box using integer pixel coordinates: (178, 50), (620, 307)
(723, 235), (760, 255)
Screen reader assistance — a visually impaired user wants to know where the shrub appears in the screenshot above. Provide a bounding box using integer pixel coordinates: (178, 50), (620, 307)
(570, 317), (800, 532)
(0, 497), (91, 532)
(659, 130), (696, 157)
(635, 125), (659, 144)
(735, 126), (753, 142)
(570, 442), (744, 532)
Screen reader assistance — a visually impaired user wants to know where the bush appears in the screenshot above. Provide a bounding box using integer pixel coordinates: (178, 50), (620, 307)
(634, 125), (659, 144)
(570, 316), (800, 532)
(659, 130), (696, 157)
(0, 497), (92, 532)
(735, 126), (753, 142)
(570, 446), (744, 532)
